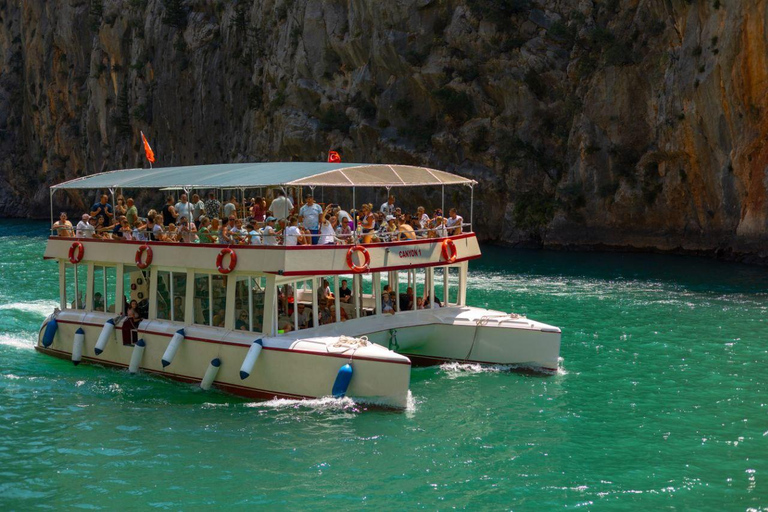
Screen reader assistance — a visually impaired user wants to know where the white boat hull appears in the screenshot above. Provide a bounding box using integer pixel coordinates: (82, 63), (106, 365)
(37, 311), (411, 409)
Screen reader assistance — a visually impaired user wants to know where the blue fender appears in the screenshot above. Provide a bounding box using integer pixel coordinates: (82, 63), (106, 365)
(42, 318), (58, 348)
(332, 363), (353, 398)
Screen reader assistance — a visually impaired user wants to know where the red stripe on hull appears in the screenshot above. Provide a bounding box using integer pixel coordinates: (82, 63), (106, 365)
(51, 319), (411, 366)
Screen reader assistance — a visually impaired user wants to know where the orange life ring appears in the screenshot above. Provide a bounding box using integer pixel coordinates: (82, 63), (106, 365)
(68, 242), (84, 264)
(216, 248), (237, 274)
(135, 245), (153, 269)
(441, 239), (457, 263)
(346, 245), (370, 273)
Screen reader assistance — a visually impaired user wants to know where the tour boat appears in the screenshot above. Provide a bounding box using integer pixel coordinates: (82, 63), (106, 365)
(36, 163), (561, 409)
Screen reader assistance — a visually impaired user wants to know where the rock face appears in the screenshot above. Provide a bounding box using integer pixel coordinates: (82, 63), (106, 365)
(1, 0), (767, 261)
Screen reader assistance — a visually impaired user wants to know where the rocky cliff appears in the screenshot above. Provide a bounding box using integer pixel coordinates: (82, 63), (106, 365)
(1, 0), (767, 261)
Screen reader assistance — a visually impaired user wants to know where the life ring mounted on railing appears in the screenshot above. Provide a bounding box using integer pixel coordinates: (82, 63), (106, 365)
(135, 245), (153, 269)
(441, 238), (457, 263)
(216, 248), (237, 274)
(346, 245), (370, 273)
(68, 242), (84, 264)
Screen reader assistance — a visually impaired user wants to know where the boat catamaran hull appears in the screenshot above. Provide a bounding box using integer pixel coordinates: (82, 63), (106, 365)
(37, 162), (562, 409)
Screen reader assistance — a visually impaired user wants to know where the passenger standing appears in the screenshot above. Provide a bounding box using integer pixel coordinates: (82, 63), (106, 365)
(223, 196), (237, 219)
(125, 198), (138, 227)
(115, 196), (127, 217)
(204, 192), (221, 220)
(299, 195), (323, 245)
(175, 194), (194, 223)
(251, 197), (266, 223)
(270, 189), (294, 221)
(190, 194), (205, 222)
(89, 194), (113, 224)
(52, 212), (74, 237)
(380, 195), (396, 216)
(161, 196), (177, 226)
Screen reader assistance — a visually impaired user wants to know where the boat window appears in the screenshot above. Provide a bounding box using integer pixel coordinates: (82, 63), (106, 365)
(210, 275), (227, 327)
(445, 266), (459, 306)
(63, 263), (76, 309)
(276, 282), (294, 333)
(105, 266), (117, 313)
(123, 266), (149, 318)
(172, 273), (187, 322)
(193, 274), (211, 326)
(93, 265), (106, 312)
(156, 270), (187, 322)
(74, 263), (87, 309)
(234, 276), (266, 333)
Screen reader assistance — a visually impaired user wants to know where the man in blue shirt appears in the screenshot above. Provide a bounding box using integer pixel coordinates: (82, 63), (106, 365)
(90, 194), (113, 224)
(298, 195), (323, 245)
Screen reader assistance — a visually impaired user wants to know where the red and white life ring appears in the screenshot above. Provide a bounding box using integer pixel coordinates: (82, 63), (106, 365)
(68, 242), (84, 264)
(135, 245), (153, 269)
(346, 245), (370, 273)
(216, 248), (237, 274)
(441, 238), (457, 263)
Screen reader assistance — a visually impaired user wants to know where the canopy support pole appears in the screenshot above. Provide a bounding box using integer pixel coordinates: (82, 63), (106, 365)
(469, 184), (474, 233)
(49, 188), (54, 233)
(352, 187), (356, 241)
(108, 188), (115, 220)
(441, 185), (445, 216)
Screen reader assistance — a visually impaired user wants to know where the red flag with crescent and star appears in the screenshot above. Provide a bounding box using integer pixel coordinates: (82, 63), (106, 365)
(328, 150), (341, 163)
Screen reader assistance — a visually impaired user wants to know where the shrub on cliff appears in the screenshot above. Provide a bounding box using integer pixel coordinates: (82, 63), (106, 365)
(432, 87), (473, 123)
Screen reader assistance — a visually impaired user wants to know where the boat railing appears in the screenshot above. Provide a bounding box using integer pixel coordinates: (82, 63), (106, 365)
(49, 222), (474, 247)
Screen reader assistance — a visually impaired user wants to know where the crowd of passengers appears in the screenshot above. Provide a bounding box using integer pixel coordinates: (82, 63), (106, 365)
(51, 191), (465, 245)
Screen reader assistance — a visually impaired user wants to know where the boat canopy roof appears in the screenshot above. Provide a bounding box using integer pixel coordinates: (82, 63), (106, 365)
(51, 162), (477, 190)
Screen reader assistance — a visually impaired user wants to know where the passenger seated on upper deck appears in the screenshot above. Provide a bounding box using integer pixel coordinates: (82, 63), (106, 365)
(396, 216), (417, 241)
(178, 216), (197, 243)
(152, 215), (167, 241)
(262, 217), (278, 245)
(76, 215), (96, 238)
(166, 223), (179, 242)
(446, 208), (463, 236)
(284, 216), (302, 246)
(245, 224), (261, 245)
(53, 212), (74, 237)
(197, 216), (217, 243)
(221, 216), (238, 244)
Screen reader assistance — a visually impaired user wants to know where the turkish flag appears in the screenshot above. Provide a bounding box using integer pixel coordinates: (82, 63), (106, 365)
(328, 151), (341, 163)
(141, 131), (155, 164)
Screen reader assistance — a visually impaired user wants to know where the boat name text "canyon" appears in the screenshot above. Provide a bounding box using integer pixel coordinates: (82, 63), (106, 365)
(398, 248), (422, 258)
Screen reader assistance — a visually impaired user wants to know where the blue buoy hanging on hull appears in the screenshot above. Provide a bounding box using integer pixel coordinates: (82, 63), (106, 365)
(42, 319), (58, 348)
(161, 329), (185, 367)
(72, 328), (85, 366)
(239, 339), (263, 380)
(129, 339), (146, 374)
(200, 358), (221, 391)
(332, 363), (353, 398)
(94, 318), (115, 355)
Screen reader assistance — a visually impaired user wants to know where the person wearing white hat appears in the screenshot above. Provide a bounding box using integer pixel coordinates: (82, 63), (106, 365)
(76, 214), (95, 238)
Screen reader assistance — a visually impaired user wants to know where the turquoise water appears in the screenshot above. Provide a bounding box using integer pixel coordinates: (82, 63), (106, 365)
(1, 219), (766, 510)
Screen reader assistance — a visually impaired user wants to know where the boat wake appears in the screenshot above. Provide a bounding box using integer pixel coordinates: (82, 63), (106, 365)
(242, 390), (418, 413)
(0, 300), (58, 317)
(0, 333), (36, 351)
(439, 361), (568, 377)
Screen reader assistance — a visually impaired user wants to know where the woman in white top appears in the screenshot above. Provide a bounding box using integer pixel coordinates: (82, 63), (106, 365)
(417, 206), (430, 233)
(318, 214), (337, 245)
(284, 216), (302, 246)
(262, 217), (278, 245)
